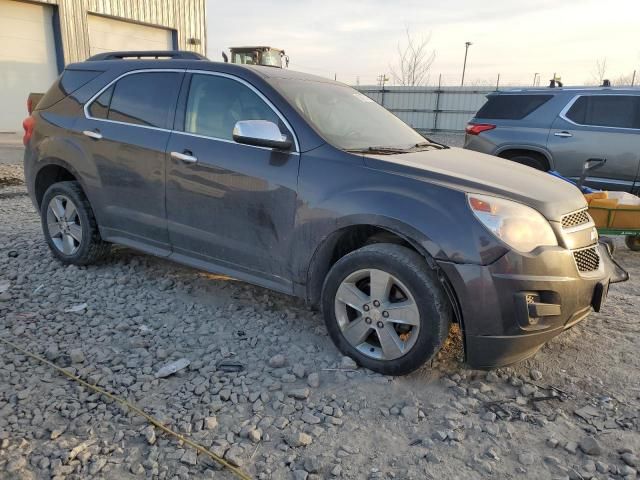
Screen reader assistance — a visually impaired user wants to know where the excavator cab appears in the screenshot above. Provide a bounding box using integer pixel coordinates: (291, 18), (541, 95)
(223, 46), (289, 68)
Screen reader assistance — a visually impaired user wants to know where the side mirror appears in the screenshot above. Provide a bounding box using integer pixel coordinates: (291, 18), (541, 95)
(232, 120), (292, 150)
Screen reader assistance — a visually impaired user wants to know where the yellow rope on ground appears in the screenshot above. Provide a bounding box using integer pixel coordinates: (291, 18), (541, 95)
(0, 336), (252, 480)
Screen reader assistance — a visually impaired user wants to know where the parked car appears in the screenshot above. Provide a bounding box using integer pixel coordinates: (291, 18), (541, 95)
(464, 88), (640, 194)
(24, 51), (626, 375)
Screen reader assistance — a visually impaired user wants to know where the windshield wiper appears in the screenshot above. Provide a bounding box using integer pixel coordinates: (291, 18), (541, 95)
(345, 146), (411, 155)
(411, 141), (448, 150)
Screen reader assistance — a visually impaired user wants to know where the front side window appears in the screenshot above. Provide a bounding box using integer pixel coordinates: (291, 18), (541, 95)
(566, 95), (640, 129)
(184, 74), (284, 141)
(101, 72), (182, 128)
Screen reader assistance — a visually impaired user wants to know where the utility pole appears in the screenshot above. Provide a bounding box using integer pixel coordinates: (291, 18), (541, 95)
(377, 74), (389, 106)
(376, 74), (389, 87)
(461, 41), (472, 86)
(632, 70), (636, 87)
(533, 72), (539, 86)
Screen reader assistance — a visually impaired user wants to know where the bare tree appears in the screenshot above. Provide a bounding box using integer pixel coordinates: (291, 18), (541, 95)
(389, 28), (436, 86)
(591, 57), (608, 85)
(613, 72), (635, 86)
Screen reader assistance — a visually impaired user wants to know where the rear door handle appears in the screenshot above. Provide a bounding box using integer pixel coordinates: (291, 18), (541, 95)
(554, 131), (573, 138)
(83, 130), (102, 140)
(170, 151), (198, 164)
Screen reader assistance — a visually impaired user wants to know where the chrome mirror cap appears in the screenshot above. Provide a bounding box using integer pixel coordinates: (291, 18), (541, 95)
(232, 120), (292, 150)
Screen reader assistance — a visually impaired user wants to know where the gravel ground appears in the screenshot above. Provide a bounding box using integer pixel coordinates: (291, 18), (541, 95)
(0, 163), (639, 480)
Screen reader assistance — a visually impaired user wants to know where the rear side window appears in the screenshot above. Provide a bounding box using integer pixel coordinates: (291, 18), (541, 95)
(97, 72), (182, 128)
(565, 95), (640, 129)
(476, 94), (553, 120)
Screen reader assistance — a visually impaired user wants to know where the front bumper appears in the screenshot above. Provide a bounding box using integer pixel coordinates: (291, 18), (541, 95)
(438, 242), (628, 368)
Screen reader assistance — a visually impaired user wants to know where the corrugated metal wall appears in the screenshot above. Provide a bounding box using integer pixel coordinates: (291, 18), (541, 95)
(356, 86), (505, 132)
(32, 0), (206, 64)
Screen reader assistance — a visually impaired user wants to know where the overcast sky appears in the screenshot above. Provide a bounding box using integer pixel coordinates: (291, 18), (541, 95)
(206, 0), (639, 87)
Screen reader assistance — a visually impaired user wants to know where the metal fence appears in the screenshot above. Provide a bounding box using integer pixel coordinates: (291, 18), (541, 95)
(355, 85), (511, 133)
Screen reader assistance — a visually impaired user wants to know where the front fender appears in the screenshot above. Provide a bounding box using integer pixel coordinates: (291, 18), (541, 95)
(292, 147), (508, 286)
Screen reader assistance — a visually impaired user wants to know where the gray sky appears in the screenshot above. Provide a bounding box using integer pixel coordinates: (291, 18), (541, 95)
(206, 0), (639, 86)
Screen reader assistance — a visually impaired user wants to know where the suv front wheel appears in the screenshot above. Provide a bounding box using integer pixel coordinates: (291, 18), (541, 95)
(41, 181), (110, 265)
(322, 243), (452, 375)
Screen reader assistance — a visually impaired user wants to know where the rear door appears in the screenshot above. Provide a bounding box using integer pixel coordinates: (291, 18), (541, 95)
(546, 94), (640, 192)
(75, 70), (184, 253)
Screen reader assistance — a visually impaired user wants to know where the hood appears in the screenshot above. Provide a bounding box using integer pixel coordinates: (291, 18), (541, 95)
(364, 147), (587, 220)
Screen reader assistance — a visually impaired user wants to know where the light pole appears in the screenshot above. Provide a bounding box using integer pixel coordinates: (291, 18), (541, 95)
(461, 41), (472, 86)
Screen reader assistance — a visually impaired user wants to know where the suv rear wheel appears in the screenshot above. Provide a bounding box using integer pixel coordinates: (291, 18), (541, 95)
(321, 243), (452, 375)
(41, 181), (110, 265)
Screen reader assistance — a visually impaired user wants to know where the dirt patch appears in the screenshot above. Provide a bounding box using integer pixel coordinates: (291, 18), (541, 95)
(0, 164), (24, 187)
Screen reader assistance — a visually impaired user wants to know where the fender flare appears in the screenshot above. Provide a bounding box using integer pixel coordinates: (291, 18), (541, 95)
(303, 214), (443, 306)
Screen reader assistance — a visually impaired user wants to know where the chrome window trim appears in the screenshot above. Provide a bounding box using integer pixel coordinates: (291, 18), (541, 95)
(184, 69), (300, 152)
(559, 94), (640, 131)
(83, 68), (300, 154)
(83, 68), (184, 133)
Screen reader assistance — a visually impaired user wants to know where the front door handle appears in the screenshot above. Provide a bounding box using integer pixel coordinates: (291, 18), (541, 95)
(83, 130), (102, 140)
(554, 131), (573, 138)
(171, 151), (198, 164)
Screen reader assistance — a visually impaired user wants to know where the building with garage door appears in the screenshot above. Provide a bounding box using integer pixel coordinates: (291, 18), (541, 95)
(0, 0), (206, 132)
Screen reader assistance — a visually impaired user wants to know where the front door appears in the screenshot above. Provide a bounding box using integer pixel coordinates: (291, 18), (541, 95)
(165, 72), (299, 290)
(546, 94), (640, 192)
(76, 70), (184, 252)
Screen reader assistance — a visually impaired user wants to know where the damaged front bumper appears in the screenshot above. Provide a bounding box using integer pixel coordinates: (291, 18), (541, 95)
(438, 241), (628, 369)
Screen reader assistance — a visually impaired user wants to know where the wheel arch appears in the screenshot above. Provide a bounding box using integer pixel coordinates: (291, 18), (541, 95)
(304, 219), (462, 328)
(494, 145), (554, 170)
(33, 159), (86, 208)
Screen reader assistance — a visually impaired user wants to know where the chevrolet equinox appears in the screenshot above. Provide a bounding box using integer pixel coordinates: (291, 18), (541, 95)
(23, 51), (627, 375)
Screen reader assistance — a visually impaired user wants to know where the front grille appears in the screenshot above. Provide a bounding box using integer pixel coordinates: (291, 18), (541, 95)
(573, 246), (600, 273)
(562, 209), (591, 229)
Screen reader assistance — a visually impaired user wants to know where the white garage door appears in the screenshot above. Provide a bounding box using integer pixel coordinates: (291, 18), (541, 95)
(88, 15), (173, 56)
(0, 0), (60, 132)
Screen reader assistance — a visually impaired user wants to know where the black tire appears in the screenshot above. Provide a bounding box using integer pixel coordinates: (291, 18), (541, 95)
(41, 181), (110, 265)
(625, 235), (640, 252)
(321, 243), (452, 375)
(502, 152), (549, 171)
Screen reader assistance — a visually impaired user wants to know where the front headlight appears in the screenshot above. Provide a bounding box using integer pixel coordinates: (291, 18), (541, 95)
(467, 193), (558, 253)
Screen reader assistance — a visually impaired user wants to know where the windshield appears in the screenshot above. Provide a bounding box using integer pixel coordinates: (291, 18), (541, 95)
(261, 50), (282, 67)
(272, 79), (426, 150)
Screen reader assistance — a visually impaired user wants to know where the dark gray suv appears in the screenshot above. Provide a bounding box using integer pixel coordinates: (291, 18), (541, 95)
(23, 51), (626, 375)
(464, 88), (640, 194)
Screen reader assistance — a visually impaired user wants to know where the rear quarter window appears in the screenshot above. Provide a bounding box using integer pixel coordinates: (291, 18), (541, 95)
(476, 94), (554, 120)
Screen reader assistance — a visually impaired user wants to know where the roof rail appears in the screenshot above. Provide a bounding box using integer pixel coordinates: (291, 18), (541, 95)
(87, 50), (208, 61)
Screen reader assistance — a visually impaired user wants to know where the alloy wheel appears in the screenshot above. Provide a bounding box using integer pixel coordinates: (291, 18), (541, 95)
(46, 195), (83, 255)
(334, 268), (421, 361)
